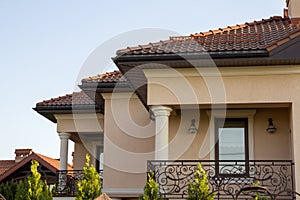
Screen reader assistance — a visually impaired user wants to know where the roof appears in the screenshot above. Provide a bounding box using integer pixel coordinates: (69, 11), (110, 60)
(82, 70), (125, 83)
(116, 16), (300, 56)
(0, 160), (15, 176)
(36, 71), (127, 108)
(35, 153), (72, 171)
(35, 70), (130, 123)
(36, 16), (300, 118)
(36, 91), (96, 107)
(0, 152), (72, 183)
(34, 91), (103, 122)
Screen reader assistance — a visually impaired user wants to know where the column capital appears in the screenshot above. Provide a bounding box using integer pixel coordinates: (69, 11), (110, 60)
(151, 105), (172, 117)
(58, 132), (71, 140)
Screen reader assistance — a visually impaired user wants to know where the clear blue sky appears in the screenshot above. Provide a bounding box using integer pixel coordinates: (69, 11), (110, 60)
(0, 0), (285, 161)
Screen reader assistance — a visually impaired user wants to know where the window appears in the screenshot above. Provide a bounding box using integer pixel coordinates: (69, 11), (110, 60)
(96, 145), (104, 171)
(215, 118), (249, 176)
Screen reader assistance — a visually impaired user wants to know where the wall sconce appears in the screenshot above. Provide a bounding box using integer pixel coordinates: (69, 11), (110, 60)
(266, 118), (276, 133)
(188, 119), (198, 134)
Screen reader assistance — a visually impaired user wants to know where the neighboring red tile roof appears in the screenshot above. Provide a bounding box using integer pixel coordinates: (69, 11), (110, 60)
(0, 152), (73, 183)
(81, 70), (125, 83)
(0, 160), (15, 176)
(36, 91), (95, 107)
(36, 153), (72, 171)
(116, 16), (300, 55)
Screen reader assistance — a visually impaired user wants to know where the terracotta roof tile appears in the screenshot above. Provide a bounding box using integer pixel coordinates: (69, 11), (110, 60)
(116, 16), (300, 55)
(0, 160), (15, 176)
(0, 152), (72, 178)
(81, 70), (125, 83)
(36, 71), (127, 112)
(36, 153), (72, 171)
(36, 91), (95, 107)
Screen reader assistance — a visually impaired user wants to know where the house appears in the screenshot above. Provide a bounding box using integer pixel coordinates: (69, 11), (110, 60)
(0, 149), (72, 185)
(35, 0), (300, 199)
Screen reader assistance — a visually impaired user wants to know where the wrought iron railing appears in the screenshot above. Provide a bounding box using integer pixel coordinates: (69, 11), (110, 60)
(56, 170), (103, 196)
(147, 160), (294, 199)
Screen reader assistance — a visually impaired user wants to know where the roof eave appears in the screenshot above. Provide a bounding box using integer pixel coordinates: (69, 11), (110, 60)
(79, 81), (134, 94)
(33, 105), (102, 123)
(113, 50), (269, 63)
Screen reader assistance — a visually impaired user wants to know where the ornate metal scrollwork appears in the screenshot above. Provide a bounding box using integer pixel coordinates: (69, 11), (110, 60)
(56, 170), (103, 196)
(147, 160), (294, 199)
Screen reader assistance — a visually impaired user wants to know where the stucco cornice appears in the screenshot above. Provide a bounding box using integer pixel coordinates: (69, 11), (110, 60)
(144, 65), (300, 78)
(101, 92), (139, 100)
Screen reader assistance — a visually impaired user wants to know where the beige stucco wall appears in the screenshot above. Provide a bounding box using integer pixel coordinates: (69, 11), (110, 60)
(73, 142), (90, 170)
(253, 108), (291, 160)
(168, 108), (291, 161)
(288, 0), (300, 18)
(101, 93), (155, 196)
(144, 66), (300, 194)
(145, 67), (298, 161)
(54, 113), (104, 170)
(54, 66), (300, 196)
(55, 113), (104, 134)
(145, 67), (300, 105)
(101, 99), (292, 197)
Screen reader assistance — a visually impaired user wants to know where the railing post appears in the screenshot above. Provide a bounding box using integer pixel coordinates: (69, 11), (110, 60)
(292, 161), (296, 199)
(57, 170), (67, 196)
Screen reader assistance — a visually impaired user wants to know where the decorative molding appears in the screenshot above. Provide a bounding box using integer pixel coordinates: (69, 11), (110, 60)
(54, 113), (104, 120)
(144, 66), (300, 78)
(151, 105), (173, 117)
(101, 92), (139, 100)
(58, 132), (71, 140)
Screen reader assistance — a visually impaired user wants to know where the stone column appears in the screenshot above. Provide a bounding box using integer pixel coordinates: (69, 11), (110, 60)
(59, 132), (71, 170)
(151, 105), (172, 160)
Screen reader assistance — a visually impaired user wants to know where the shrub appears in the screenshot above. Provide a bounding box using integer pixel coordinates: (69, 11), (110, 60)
(15, 180), (28, 200)
(0, 180), (17, 200)
(187, 163), (215, 200)
(253, 181), (269, 200)
(139, 172), (162, 200)
(14, 160), (52, 200)
(75, 154), (101, 200)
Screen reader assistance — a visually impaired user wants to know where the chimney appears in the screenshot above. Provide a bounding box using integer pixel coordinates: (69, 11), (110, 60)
(286, 0), (300, 24)
(15, 149), (32, 162)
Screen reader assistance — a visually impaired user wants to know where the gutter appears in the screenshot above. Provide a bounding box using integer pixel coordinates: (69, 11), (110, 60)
(33, 105), (102, 123)
(79, 82), (133, 93)
(113, 50), (269, 63)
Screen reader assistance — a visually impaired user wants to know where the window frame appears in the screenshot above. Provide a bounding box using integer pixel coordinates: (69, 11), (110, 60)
(214, 118), (250, 177)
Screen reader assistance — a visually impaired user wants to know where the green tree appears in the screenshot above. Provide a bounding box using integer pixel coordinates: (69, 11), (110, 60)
(139, 172), (162, 200)
(0, 180), (18, 200)
(187, 163), (215, 200)
(75, 154), (101, 200)
(15, 180), (28, 200)
(14, 160), (52, 200)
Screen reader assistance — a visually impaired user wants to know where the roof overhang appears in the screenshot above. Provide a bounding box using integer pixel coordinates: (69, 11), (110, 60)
(113, 36), (300, 108)
(33, 105), (101, 123)
(79, 81), (134, 110)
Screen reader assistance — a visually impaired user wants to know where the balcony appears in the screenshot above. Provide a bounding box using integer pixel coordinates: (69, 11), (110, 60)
(55, 170), (103, 197)
(147, 160), (295, 199)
